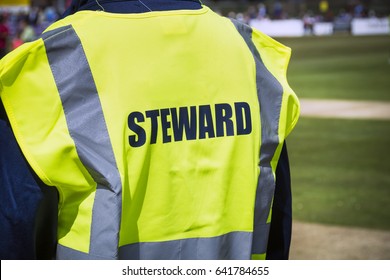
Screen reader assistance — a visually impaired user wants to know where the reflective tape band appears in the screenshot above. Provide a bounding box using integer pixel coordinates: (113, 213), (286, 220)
(43, 26), (122, 259)
(56, 244), (107, 260)
(119, 231), (253, 260)
(230, 20), (283, 255)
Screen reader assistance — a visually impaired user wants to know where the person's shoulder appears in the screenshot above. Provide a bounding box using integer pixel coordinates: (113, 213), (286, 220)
(41, 15), (76, 37)
(0, 39), (42, 91)
(0, 15), (76, 79)
(250, 25), (291, 54)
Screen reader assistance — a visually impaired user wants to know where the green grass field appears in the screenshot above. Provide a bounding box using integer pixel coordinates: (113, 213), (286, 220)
(278, 35), (390, 101)
(288, 118), (390, 230)
(276, 35), (390, 230)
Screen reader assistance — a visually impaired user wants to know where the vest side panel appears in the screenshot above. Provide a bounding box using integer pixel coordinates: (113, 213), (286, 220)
(42, 25), (123, 259)
(0, 37), (98, 255)
(230, 19), (299, 258)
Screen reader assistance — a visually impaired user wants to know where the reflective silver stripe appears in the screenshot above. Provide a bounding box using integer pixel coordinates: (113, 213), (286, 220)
(43, 26), (122, 259)
(230, 20), (284, 255)
(56, 244), (108, 260)
(119, 231), (252, 260)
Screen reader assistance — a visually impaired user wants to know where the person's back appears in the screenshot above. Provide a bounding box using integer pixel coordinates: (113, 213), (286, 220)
(0, 1), (299, 260)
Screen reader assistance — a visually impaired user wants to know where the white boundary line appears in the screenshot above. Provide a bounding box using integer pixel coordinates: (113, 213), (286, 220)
(299, 99), (390, 120)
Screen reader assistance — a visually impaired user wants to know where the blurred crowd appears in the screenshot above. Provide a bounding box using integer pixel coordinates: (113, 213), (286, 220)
(1, 0), (389, 58)
(218, 0), (388, 36)
(225, 0), (382, 24)
(0, 5), (61, 58)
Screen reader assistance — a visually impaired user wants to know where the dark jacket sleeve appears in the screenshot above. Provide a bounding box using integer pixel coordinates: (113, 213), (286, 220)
(266, 142), (292, 260)
(0, 100), (58, 260)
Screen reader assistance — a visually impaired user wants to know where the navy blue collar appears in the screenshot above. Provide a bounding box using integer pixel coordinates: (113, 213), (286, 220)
(63, 0), (202, 17)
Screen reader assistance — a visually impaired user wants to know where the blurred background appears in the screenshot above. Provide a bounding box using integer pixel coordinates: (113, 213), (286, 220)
(1, 0), (389, 259)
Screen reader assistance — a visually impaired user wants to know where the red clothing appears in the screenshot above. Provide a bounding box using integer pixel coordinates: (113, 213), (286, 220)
(0, 22), (10, 50)
(12, 38), (23, 50)
(0, 23), (9, 59)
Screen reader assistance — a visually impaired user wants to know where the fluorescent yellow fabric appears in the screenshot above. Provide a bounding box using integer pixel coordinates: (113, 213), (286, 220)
(0, 6), (299, 257)
(0, 39), (96, 253)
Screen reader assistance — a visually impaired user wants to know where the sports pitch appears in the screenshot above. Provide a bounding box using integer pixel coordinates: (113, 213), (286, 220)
(279, 35), (390, 101)
(277, 35), (390, 231)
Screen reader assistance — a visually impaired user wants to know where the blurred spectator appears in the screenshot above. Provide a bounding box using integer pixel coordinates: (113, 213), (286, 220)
(353, 1), (365, 17)
(28, 6), (41, 26)
(11, 31), (23, 50)
(236, 12), (246, 23)
(34, 6), (60, 35)
(333, 9), (353, 32)
(227, 11), (236, 20)
(0, 14), (10, 58)
(273, 1), (284, 19)
(303, 11), (316, 35)
(258, 3), (267, 19)
(247, 5), (258, 20)
(19, 18), (36, 43)
(44, 6), (59, 23)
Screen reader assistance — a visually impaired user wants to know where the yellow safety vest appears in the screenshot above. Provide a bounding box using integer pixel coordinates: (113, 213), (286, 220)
(0, 6), (299, 259)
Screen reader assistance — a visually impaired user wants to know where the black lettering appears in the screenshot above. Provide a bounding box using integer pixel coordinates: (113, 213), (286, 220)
(122, 267), (128, 276)
(235, 102), (252, 135)
(199, 105), (215, 139)
(215, 103), (234, 137)
(128, 111), (146, 147)
(160, 108), (171, 143)
(145, 110), (160, 144)
(128, 102), (252, 147)
(171, 106), (197, 141)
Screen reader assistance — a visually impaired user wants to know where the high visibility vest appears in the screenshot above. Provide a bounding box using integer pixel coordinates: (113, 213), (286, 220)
(0, 6), (299, 259)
